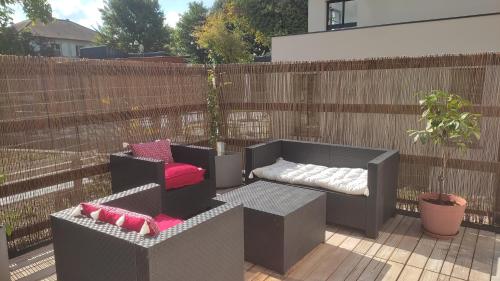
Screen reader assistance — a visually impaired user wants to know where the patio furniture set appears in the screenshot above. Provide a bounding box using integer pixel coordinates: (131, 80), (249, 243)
(51, 139), (399, 281)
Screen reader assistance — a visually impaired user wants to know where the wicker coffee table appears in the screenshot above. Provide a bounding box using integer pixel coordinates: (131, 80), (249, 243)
(216, 180), (326, 274)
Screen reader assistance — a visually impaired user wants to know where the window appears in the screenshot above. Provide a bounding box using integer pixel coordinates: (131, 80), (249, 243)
(51, 43), (61, 56)
(327, 0), (357, 30)
(76, 45), (84, 57)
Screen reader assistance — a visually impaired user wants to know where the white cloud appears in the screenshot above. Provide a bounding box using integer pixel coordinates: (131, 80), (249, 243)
(164, 11), (180, 28)
(49, 0), (104, 29)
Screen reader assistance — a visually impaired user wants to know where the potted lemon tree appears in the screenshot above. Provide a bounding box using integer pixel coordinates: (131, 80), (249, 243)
(408, 90), (480, 239)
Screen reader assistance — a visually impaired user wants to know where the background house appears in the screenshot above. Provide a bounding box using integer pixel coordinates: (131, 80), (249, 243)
(272, 0), (500, 61)
(13, 19), (97, 58)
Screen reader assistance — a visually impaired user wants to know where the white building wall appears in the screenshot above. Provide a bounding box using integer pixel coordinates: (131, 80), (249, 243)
(308, 0), (500, 32)
(53, 39), (93, 57)
(274, 14), (500, 62)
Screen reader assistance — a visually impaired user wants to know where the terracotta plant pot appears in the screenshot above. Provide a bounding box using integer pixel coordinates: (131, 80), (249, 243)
(418, 192), (466, 239)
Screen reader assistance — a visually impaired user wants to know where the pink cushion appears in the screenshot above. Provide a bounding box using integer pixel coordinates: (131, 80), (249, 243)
(130, 139), (174, 164)
(164, 163), (205, 190)
(153, 214), (183, 231)
(79, 203), (160, 236)
(81, 202), (101, 217)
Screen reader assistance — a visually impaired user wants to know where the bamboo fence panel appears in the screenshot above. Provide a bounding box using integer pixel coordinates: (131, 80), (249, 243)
(216, 53), (500, 227)
(0, 56), (209, 254)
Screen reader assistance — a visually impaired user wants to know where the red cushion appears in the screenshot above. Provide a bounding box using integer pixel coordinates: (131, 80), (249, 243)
(78, 203), (160, 236)
(130, 139), (174, 164)
(164, 163), (205, 190)
(81, 202), (101, 217)
(153, 214), (183, 231)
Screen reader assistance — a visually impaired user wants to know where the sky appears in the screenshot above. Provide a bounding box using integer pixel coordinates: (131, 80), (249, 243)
(11, 0), (216, 30)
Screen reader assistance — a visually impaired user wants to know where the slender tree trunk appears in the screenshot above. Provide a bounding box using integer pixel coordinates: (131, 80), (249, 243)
(439, 148), (449, 203)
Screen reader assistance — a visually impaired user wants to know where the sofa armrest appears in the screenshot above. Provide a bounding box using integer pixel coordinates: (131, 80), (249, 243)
(110, 152), (165, 194)
(170, 144), (216, 181)
(245, 140), (282, 180)
(96, 183), (162, 217)
(366, 150), (400, 237)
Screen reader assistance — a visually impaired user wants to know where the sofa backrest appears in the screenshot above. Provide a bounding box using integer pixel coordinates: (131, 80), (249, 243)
(281, 140), (386, 169)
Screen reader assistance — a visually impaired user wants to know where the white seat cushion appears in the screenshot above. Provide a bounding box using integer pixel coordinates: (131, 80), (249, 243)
(250, 158), (369, 196)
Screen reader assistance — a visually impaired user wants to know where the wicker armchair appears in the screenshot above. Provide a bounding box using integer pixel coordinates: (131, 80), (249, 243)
(245, 139), (400, 238)
(51, 184), (244, 281)
(110, 144), (216, 218)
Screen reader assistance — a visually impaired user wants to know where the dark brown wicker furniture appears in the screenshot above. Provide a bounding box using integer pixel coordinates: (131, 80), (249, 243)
(216, 181), (326, 274)
(51, 183), (244, 281)
(245, 139), (400, 238)
(110, 144), (216, 218)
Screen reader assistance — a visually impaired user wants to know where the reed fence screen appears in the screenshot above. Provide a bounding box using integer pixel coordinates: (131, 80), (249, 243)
(1, 53), (500, 255)
(216, 53), (500, 227)
(0, 56), (209, 254)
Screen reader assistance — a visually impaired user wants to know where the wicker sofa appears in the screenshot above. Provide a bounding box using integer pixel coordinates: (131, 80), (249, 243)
(110, 144), (216, 218)
(245, 139), (400, 238)
(51, 183), (244, 281)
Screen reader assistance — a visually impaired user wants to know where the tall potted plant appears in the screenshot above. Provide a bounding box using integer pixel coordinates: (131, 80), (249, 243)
(408, 90), (480, 239)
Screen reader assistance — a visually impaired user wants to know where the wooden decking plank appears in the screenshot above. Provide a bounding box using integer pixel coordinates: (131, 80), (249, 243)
(8, 245), (54, 272)
(306, 232), (363, 280)
(406, 232), (438, 269)
(353, 216), (402, 255)
(283, 228), (351, 281)
(450, 227), (479, 280)
(468, 229), (495, 281)
(437, 274), (450, 281)
(358, 216), (414, 281)
(15, 265), (55, 281)
(439, 227), (466, 276)
(397, 265), (423, 281)
(325, 226), (337, 241)
(10, 256), (55, 281)
(249, 266), (272, 281)
(245, 265), (266, 281)
(424, 236), (453, 273)
(40, 274), (57, 281)
(376, 216), (415, 260)
(389, 217), (423, 264)
(8, 214), (499, 281)
(252, 226), (341, 281)
(419, 269), (440, 281)
(375, 260), (405, 281)
(244, 262), (254, 271)
(327, 215), (402, 281)
(491, 233), (500, 281)
(342, 214), (404, 280)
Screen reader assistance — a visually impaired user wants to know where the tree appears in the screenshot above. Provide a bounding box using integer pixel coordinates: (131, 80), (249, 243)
(0, 27), (32, 54)
(235, 0), (307, 36)
(234, 0), (307, 48)
(97, 0), (171, 53)
(194, 1), (266, 64)
(173, 1), (209, 64)
(0, 0), (52, 26)
(210, 0), (229, 12)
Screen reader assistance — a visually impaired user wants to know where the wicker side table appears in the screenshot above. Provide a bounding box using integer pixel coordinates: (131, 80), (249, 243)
(215, 152), (243, 189)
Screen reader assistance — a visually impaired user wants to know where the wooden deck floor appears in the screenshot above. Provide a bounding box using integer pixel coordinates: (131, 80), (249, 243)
(9, 215), (500, 281)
